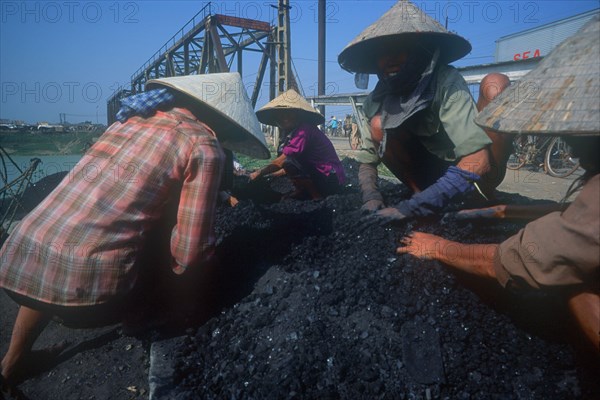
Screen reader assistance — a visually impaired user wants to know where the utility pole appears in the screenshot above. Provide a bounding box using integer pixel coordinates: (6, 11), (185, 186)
(318, 0), (326, 119)
(273, 0), (298, 148)
(276, 0), (297, 94)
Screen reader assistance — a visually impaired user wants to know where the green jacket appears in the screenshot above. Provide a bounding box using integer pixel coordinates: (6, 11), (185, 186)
(354, 64), (491, 164)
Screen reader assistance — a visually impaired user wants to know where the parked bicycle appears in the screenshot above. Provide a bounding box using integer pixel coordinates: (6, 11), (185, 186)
(507, 134), (580, 178)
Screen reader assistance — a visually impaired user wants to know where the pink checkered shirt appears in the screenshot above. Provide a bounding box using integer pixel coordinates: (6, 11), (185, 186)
(0, 107), (224, 306)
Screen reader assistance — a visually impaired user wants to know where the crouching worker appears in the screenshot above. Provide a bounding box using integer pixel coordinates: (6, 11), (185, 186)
(338, 1), (510, 218)
(398, 17), (600, 354)
(0, 72), (270, 388)
(249, 89), (346, 200)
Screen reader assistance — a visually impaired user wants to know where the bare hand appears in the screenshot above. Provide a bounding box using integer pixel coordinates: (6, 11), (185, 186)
(228, 195), (239, 207)
(362, 199), (385, 212)
(397, 232), (446, 260)
(375, 207), (407, 221)
(249, 170), (261, 181)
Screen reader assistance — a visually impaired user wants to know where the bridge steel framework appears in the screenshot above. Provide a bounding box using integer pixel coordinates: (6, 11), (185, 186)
(107, 4), (278, 125)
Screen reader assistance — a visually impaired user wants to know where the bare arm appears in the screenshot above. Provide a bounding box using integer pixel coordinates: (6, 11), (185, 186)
(249, 154), (287, 180)
(457, 148), (491, 177)
(568, 291), (600, 353)
(397, 232), (498, 280)
(454, 203), (569, 220)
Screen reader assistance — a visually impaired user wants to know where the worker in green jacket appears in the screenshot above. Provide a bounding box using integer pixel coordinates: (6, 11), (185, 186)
(338, 0), (511, 218)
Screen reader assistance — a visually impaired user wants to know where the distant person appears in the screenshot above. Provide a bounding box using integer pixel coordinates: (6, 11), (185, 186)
(338, 1), (511, 216)
(249, 89), (346, 200)
(327, 115), (339, 136)
(0, 72), (270, 390)
(343, 114), (353, 137)
(398, 17), (600, 354)
(344, 114), (362, 150)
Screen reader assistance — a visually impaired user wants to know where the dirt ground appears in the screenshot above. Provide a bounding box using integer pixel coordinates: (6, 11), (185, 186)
(1, 158), (597, 400)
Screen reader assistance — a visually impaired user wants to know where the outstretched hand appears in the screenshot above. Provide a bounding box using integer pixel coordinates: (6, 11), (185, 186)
(356, 205), (403, 230)
(375, 207), (408, 222)
(361, 199), (385, 212)
(397, 232), (446, 260)
(454, 205), (506, 220)
(228, 195), (239, 207)
(248, 170), (261, 181)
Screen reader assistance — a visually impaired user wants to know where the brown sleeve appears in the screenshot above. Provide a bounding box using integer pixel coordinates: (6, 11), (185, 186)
(495, 175), (600, 290)
(358, 162), (384, 203)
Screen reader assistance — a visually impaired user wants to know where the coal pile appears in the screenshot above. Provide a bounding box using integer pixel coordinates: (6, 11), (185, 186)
(169, 159), (598, 399)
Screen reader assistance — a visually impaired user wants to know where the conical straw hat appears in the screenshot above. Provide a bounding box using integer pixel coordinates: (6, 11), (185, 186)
(476, 16), (600, 136)
(338, 0), (471, 74)
(146, 72), (270, 159)
(256, 89), (325, 126)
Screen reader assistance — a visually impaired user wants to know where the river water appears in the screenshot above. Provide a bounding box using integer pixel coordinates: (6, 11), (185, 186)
(2, 154), (83, 185)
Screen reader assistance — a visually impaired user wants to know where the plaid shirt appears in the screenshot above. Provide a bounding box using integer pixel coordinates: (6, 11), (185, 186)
(0, 108), (224, 306)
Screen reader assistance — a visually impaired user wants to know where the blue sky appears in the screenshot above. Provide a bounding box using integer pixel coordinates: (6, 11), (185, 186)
(1, 0), (598, 124)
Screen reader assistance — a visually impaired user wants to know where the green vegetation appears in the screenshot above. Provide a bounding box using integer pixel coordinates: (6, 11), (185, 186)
(235, 144), (278, 171)
(0, 131), (100, 155)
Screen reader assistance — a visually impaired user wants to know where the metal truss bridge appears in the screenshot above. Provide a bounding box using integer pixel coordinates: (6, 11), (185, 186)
(107, 2), (298, 125)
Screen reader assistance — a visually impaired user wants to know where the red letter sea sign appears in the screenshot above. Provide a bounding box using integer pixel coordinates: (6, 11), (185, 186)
(514, 49), (541, 61)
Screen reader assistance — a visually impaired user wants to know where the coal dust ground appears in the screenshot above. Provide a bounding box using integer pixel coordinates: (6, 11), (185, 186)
(1, 159), (598, 400)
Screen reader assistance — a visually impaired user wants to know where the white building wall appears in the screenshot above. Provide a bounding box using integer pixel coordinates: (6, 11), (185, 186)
(495, 9), (599, 62)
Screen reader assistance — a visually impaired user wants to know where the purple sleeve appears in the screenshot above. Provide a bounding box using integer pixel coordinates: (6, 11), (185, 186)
(282, 127), (309, 156)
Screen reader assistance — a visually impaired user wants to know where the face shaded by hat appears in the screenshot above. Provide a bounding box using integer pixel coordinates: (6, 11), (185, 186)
(146, 72), (271, 159)
(338, 0), (471, 74)
(475, 16), (600, 136)
(256, 89), (325, 127)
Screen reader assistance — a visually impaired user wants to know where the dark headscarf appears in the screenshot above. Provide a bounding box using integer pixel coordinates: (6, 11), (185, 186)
(370, 49), (440, 157)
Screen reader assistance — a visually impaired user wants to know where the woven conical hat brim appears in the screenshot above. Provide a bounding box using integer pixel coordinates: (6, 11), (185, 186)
(338, 1), (471, 73)
(475, 16), (600, 136)
(146, 73), (270, 159)
(256, 89), (325, 126)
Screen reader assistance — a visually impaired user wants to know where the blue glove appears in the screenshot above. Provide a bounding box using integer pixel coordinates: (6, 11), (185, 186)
(396, 166), (480, 217)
